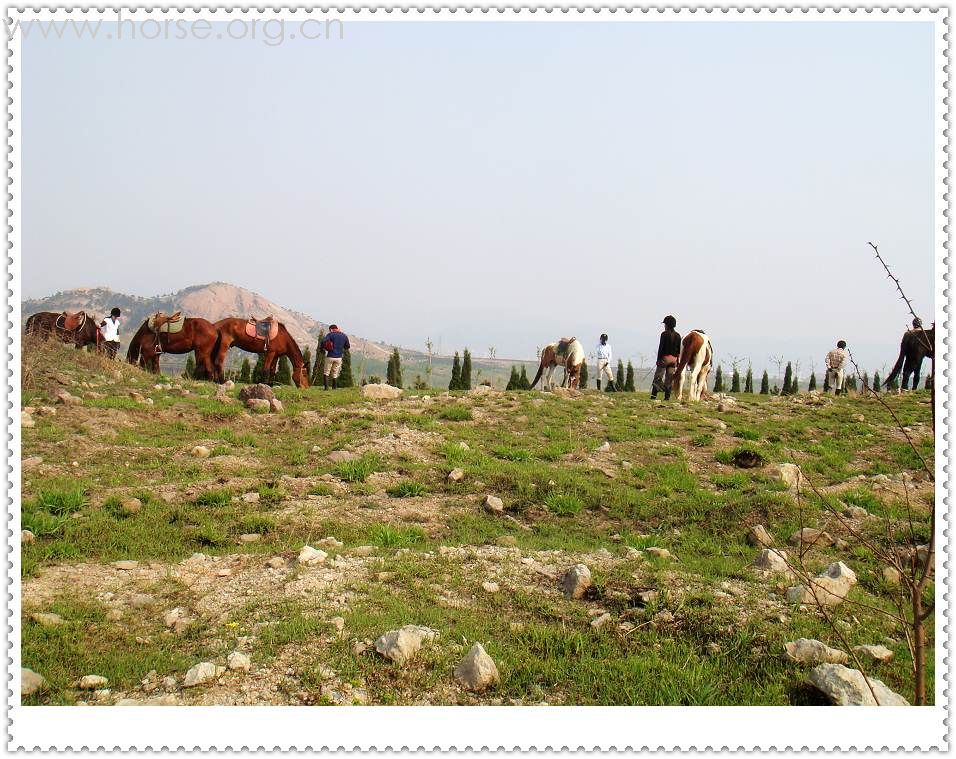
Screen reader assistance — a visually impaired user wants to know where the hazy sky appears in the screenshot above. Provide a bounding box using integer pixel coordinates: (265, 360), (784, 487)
(23, 19), (937, 374)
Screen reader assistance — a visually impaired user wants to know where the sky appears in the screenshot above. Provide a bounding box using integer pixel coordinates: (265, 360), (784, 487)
(22, 19), (938, 375)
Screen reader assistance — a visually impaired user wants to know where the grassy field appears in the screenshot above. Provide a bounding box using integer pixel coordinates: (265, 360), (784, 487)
(19, 338), (935, 706)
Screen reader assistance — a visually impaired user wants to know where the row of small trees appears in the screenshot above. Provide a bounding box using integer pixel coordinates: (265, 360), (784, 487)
(708, 361), (898, 395)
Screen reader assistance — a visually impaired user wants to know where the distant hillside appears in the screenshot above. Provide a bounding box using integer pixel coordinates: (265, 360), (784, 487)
(21, 282), (398, 361)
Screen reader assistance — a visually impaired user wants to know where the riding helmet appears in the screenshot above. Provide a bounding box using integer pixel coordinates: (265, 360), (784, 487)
(663, 315), (677, 329)
(600, 333), (608, 342)
(110, 308), (121, 318)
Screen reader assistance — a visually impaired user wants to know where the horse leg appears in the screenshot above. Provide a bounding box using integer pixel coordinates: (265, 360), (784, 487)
(265, 351), (279, 385)
(213, 336), (234, 383)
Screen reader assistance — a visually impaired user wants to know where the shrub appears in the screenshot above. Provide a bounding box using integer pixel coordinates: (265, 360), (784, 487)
(257, 483), (286, 505)
(239, 512), (277, 534)
(386, 481), (429, 498)
(369, 524), (426, 548)
(194, 489), (233, 508)
(439, 405), (472, 421)
(544, 492), (584, 516)
(333, 453), (381, 483)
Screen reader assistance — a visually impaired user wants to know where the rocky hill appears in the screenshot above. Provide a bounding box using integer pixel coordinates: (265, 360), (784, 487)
(21, 282), (397, 361)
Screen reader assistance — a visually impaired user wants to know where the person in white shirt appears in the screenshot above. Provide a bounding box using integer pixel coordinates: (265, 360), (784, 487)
(99, 307), (121, 359)
(824, 340), (848, 395)
(595, 333), (616, 391)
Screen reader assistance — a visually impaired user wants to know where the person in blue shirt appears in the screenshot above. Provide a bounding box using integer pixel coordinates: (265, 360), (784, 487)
(320, 324), (350, 390)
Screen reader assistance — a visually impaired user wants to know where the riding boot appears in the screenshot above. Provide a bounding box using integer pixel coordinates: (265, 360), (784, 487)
(607, 381), (616, 392)
(596, 380), (602, 391)
(332, 378), (338, 390)
(323, 376), (329, 390)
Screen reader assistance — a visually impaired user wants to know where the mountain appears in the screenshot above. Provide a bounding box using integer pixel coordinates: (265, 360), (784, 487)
(21, 282), (397, 361)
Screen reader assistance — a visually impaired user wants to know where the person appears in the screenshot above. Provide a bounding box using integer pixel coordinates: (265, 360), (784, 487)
(651, 315), (682, 400)
(825, 340), (848, 396)
(321, 324), (350, 389)
(99, 307), (121, 359)
(595, 334), (615, 391)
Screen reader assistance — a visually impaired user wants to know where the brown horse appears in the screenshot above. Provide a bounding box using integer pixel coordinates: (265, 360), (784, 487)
(213, 318), (310, 388)
(126, 313), (221, 380)
(26, 311), (101, 350)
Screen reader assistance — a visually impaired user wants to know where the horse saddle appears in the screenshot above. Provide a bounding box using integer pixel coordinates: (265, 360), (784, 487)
(556, 337), (577, 357)
(245, 317), (279, 342)
(148, 311), (185, 334)
(56, 311), (86, 332)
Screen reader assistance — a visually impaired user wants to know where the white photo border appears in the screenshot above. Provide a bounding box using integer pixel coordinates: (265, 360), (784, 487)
(4, 6), (949, 751)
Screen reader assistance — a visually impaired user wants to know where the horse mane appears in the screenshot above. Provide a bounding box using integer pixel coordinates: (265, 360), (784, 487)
(125, 319), (152, 364)
(278, 323), (304, 365)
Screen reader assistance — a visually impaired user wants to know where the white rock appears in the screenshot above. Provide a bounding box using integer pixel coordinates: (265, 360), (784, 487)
(246, 398), (271, 413)
(776, 463), (803, 491)
(560, 564), (592, 599)
(747, 524), (775, 547)
(21, 530), (35, 544)
(448, 468), (465, 482)
(269, 398), (284, 413)
(454, 643), (500, 692)
(21, 412), (35, 428)
(481, 581), (500, 593)
(596, 441), (611, 452)
(789, 528), (834, 547)
(646, 547), (672, 560)
(298, 545), (328, 566)
(852, 644), (894, 664)
(753, 548), (791, 574)
(190, 445), (211, 458)
(590, 612), (612, 629)
(21, 668), (46, 697)
(882, 566), (901, 585)
(112, 560), (139, 571)
(227, 651), (252, 672)
(787, 561), (857, 606)
(374, 625), (438, 665)
(31, 612), (64, 627)
(483, 495), (504, 514)
(318, 536), (344, 549)
(241, 492), (260, 504)
(843, 505), (868, 519)
(76, 674), (109, 690)
(783, 638), (848, 665)
(22, 455), (43, 469)
(361, 383), (403, 400)
(329, 616), (346, 634)
(183, 661), (224, 687)
(809, 663), (909, 706)
(266, 557), (286, 569)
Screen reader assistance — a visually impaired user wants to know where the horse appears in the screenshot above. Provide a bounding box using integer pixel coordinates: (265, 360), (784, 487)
(126, 313), (221, 380)
(25, 311), (101, 350)
(885, 324), (935, 391)
(529, 338), (586, 390)
(670, 330), (713, 402)
(213, 317), (310, 388)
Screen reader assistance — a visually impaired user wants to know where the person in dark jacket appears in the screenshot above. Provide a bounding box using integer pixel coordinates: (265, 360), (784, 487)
(320, 324), (350, 390)
(651, 315), (682, 400)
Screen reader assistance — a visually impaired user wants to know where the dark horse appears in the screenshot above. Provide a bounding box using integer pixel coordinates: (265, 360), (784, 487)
(885, 322), (935, 391)
(126, 313), (222, 381)
(25, 311), (100, 350)
(213, 318), (310, 388)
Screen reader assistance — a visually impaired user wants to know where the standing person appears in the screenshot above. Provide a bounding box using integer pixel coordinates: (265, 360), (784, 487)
(595, 334), (615, 391)
(651, 315), (682, 400)
(99, 307), (121, 359)
(321, 324), (350, 390)
(825, 340), (848, 396)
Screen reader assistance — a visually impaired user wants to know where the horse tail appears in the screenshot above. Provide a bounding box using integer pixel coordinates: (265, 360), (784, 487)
(126, 319), (150, 365)
(529, 361), (545, 389)
(884, 337), (907, 387)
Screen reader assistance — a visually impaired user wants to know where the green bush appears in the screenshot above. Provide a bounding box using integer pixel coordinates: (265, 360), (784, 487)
(368, 524), (426, 548)
(386, 481), (429, 498)
(544, 492), (585, 516)
(194, 489), (233, 508)
(333, 453), (382, 483)
(439, 405), (473, 422)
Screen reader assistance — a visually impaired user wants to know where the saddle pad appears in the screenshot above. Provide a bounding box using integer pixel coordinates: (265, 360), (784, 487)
(246, 318), (279, 341)
(58, 312), (85, 331)
(147, 314), (185, 333)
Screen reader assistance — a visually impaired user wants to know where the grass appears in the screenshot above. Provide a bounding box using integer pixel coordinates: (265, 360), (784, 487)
(19, 339), (937, 706)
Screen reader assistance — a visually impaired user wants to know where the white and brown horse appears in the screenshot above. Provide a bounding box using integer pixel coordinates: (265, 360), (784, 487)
(529, 338), (586, 390)
(670, 330), (713, 402)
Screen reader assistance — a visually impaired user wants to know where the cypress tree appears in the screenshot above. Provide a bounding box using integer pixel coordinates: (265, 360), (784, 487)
(862, 372), (870, 392)
(302, 347), (312, 381)
(760, 370), (770, 395)
(461, 349), (472, 391)
(506, 366), (520, 391)
(808, 372), (817, 392)
(888, 374), (899, 391)
(387, 348), (403, 388)
(624, 360), (635, 392)
(276, 356), (293, 385)
(578, 362), (588, 389)
(744, 366), (754, 394)
(791, 375), (799, 393)
(846, 375), (858, 393)
(449, 352), (462, 391)
(615, 359), (625, 391)
(239, 357), (252, 384)
(338, 348), (354, 387)
(183, 354), (196, 379)
(252, 355), (267, 383)
(731, 366), (741, 393)
(714, 365), (724, 393)
(782, 362), (793, 395)
(872, 371), (881, 393)
(311, 330), (326, 386)
(518, 365), (531, 390)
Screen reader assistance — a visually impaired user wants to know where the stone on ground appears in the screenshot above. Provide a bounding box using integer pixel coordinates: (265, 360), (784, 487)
(190, 446), (211, 458)
(31, 612), (64, 627)
(747, 524), (775, 547)
(298, 545), (328, 566)
(786, 561), (857, 606)
(23, 455), (43, 469)
(783, 638), (848, 665)
(121, 498), (142, 515)
(646, 547), (672, 560)
(269, 398), (284, 413)
(327, 450), (359, 464)
(843, 505), (868, 519)
(21, 530), (35, 544)
(227, 651), (252, 672)
(361, 383), (403, 400)
(560, 563), (592, 599)
(241, 491), (260, 503)
(183, 661), (225, 687)
(238, 384), (275, 403)
(112, 560), (139, 571)
(76, 674), (109, 690)
(852, 644), (894, 664)
(590, 612), (612, 629)
(775, 463), (802, 491)
(483, 495), (504, 514)
(447, 468), (465, 482)
(882, 566), (901, 585)
(21, 668), (46, 697)
(808, 663), (908, 705)
(374, 625), (438, 665)
(21, 412), (35, 428)
(54, 390), (81, 405)
(246, 398), (271, 413)
(788, 528), (834, 547)
(481, 581), (500, 593)
(454, 643), (500, 692)
(752, 548), (791, 574)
